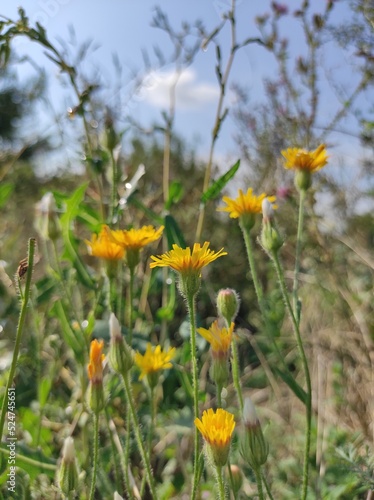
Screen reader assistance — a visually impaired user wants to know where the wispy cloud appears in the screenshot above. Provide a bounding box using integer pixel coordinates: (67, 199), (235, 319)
(143, 68), (219, 110)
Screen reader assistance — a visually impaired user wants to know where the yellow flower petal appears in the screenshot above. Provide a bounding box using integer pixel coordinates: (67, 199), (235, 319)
(86, 226), (124, 261)
(134, 343), (176, 380)
(88, 339), (105, 383)
(111, 225), (164, 250)
(218, 188), (276, 219)
(281, 144), (328, 173)
(194, 408), (235, 449)
(150, 242), (227, 274)
(197, 320), (234, 357)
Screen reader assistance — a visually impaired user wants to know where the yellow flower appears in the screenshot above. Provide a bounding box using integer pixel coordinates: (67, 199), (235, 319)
(281, 144), (328, 173)
(195, 408), (235, 466)
(150, 242), (227, 275)
(150, 242), (227, 297)
(134, 343), (176, 381)
(88, 339), (105, 384)
(86, 226), (124, 261)
(111, 225), (164, 250)
(197, 320), (234, 358)
(218, 188), (276, 219)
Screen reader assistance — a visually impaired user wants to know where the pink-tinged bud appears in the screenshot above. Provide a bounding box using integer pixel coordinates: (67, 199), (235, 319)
(109, 313), (133, 375)
(34, 192), (61, 241)
(58, 436), (79, 496)
(229, 464), (243, 493)
(261, 198), (274, 224)
(109, 313), (122, 341)
(241, 397), (269, 468)
(260, 201), (283, 254)
(243, 397), (259, 427)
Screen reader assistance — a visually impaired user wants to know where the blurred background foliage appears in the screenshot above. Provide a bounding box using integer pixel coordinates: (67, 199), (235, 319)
(0, 1), (373, 498)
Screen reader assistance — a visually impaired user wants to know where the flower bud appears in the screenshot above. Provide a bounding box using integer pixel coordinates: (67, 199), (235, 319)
(88, 340), (105, 413)
(58, 436), (79, 496)
(109, 313), (133, 374)
(34, 192), (61, 241)
(210, 357), (230, 387)
(261, 198), (274, 223)
(229, 464), (243, 494)
(260, 199), (283, 254)
(240, 397), (269, 469)
(217, 288), (240, 326)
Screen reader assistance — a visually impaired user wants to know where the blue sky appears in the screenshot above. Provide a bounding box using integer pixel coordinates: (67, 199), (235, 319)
(1, 0), (372, 202)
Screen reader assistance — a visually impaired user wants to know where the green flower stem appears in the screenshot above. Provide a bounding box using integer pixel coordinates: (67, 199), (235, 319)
(107, 412), (136, 500)
(262, 472), (274, 500)
(104, 407), (122, 495)
(147, 385), (156, 461)
(107, 263), (118, 315)
(0, 444), (57, 471)
(124, 267), (135, 497)
(227, 460), (238, 500)
(122, 373), (158, 499)
(241, 224), (286, 371)
(109, 149), (118, 224)
(128, 267), (135, 345)
(221, 316), (243, 412)
(88, 412), (100, 500)
(271, 251), (312, 500)
(240, 224), (265, 308)
(0, 238), (36, 443)
(231, 336), (244, 412)
(215, 465), (226, 500)
(253, 466), (265, 500)
(185, 292), (200, 500)
(293, 189), (306, 321)
(216, 382), (223, 408)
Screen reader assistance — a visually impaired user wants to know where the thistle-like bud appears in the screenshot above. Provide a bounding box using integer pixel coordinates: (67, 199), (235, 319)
(34, 192), (61, 241)
(229, 464), (243, 494)
(260, 199), (283, 254)
(216, 288), (240, 326)
(240, 397), (269, 469)
(58, 436), (79, 496)
(109, 313), (133, 374)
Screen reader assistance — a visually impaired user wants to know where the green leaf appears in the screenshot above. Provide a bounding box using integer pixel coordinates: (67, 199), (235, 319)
(127, 194), (164, 225)
(274, 367), (307, 405)
(51, 301), (86, 361)
(0, 182), (14, 208)
(0, 444), (56, 480)
(38, 377), (52, 408)
(59, 183), (96, 289)
(164, 214), (186, 249)
(201, 159), (240, 204)
(165, 181), (184, 210)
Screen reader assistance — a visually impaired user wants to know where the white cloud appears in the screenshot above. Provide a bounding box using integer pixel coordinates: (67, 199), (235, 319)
(141, 68), (219, 110)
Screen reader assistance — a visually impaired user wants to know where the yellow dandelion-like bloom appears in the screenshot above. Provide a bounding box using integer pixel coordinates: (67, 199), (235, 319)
(281, 144), (328, 173)
(218, 188), (276, 219)
(86, 226), (124, 261)
(150, 242), (227, 275)
(88, 339), (105, 384)
(197, 320), (234, 358)
(195, 408), (235, 465)
(111, 225), (164, 250)
(134, 344), (176, 381)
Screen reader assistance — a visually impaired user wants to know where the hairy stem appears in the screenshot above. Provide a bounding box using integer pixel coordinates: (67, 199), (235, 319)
(0, 238), (36, 442)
